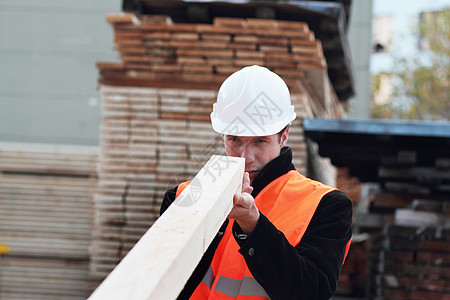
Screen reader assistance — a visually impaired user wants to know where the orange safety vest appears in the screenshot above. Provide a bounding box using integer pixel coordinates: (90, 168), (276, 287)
(175, 170), (350, 299)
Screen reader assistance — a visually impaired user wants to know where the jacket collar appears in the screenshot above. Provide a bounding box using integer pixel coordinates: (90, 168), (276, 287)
(251, 146), (296, 198)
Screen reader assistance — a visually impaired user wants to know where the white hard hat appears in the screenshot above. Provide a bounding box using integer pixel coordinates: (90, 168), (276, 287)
(211, 65), (296, 137)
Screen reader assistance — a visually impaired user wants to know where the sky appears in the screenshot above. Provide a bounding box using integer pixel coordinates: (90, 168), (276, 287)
(370, 0), (450, 73)
(373, 0), (449, 16)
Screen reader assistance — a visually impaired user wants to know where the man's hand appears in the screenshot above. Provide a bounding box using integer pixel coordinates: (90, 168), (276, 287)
(228, 172), (260, 234)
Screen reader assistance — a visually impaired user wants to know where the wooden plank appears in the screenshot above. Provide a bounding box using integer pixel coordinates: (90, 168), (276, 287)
(89, 155), (244, 300)
(277, 20), (308, 32)
(228, 42), (257, 50)
(176, 48), (234, 58)
(246, 18), (277, 28)
(172, 32), (199, 41)
(233, 35), (258, 43)
(394, 208), (442, 227)
(235, 50), (265, 59)
(140, 15), (173, 25)
(201, 33), (231, 42)
(106, 13), (140, 25)
(234, 58), (264, 66)
(259, 45), (288, 53)
(178, 56), (207, 65)
(213, 17), (246, 27)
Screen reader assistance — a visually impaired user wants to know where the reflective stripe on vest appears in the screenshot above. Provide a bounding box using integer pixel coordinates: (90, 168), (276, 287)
(199, 266), (270, 298)
(177, 170), (341, 299)
(202, 266), (215, 289)
(216, 275), (270, 298)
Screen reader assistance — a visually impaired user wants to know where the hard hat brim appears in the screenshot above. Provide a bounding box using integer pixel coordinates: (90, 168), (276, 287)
(211, 110), (296, 137)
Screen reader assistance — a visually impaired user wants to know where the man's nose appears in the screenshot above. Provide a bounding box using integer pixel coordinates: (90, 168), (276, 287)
(240, 146), (255, 164)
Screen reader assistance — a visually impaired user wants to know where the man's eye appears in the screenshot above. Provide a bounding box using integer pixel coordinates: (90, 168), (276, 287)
(230, 137), (240, 142)
(255, 139), (266, 143)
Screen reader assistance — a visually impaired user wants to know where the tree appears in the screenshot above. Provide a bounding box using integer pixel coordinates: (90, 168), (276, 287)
(371, 7), (449, 121)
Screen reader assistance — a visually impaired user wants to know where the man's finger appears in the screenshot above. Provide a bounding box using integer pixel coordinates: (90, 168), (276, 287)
(233, 193), (244, 205)
(242, 172), (253, 194)
(235, 193), (254, 208)
(233, 193), (242, 205)
(243, 172), (250, 188)
(243, 185), (253, 194)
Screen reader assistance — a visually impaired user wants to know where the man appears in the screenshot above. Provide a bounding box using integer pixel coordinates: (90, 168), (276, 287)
(161, 65), (352, 299)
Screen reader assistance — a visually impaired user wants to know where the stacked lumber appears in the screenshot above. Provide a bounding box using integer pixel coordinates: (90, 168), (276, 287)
(91, 13), (346, 283)
(333, 167), (370, 297)
(336, 167), (362, 207)
(99, 14), (326, 82)
(336, 234), (371, 297)
(0, 142), (98, 300)
(342, 186), (450, 298)
(368, 225), (450, 299)
(98, 13), (344, 119)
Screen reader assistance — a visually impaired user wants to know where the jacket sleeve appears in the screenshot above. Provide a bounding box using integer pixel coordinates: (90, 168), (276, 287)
(160, 186), (178, 215)
(233, 190), (352, 300)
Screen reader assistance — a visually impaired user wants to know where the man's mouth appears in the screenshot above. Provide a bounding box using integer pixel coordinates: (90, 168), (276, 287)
(247, 170), (259, 177)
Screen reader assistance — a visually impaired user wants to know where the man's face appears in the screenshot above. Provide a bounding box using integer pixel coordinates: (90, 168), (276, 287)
(223, 128), (289, 183)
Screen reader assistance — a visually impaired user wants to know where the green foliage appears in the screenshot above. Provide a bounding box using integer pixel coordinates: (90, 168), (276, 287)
(371, 7), (450, 121)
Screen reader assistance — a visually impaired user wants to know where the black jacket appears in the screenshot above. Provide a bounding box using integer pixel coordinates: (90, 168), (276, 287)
(160, 147), (353, 299)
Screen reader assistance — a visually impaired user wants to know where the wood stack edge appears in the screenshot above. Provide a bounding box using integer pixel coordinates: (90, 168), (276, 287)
(0, 143), (98, 299)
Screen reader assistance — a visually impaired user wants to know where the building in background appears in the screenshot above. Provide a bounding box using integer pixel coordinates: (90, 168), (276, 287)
(371, 14), (395, 106)
(372, 15), (394, 53)
(370, 1), (449, 120)
(0, 0), (122, 145)
(347, 0), (373, 119)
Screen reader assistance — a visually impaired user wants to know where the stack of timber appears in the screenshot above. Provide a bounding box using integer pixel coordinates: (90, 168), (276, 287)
(336, 167), (362, 208)
(355, 150), (450, 230)
(368, 225), (450, 299)
(339, 166), (450, 298)
(368, 199), (450, 299)
(91, 13), (346, 283)
(98, 13), (344, 119)
(334, 168), (366, 298)
(0, 142), (98, 300)
(335, 234), (371, 297)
